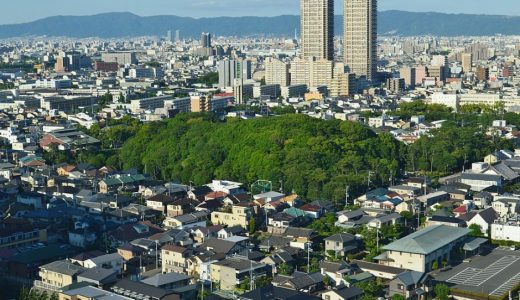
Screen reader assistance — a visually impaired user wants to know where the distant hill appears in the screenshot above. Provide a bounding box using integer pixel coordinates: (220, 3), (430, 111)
(1, 10), (520, 38)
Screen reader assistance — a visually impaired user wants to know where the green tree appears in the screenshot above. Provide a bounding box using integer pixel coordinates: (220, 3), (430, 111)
(469, 224), (484, 237)
(391, 295), (406, 300)
(323, 275), (331, 287)
(278, 263), (293, 275)
(434, 283), (450, 300)
(249, 218), (256, 234)
(432, 261), (439, 271)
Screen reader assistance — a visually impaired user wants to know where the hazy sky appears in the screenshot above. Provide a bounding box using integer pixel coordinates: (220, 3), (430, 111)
(1, 0), (520, 25)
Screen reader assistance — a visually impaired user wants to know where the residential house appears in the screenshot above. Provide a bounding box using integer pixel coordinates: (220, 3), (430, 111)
(321, 287), (364, 300)
(426, 216), (465, 228)
(141, 272), (197, 299)
(300, 203), (324, 219)
(98, 174), (146, 194)
(253, 191), (285, 203)
(166, 198), (199, 217)
(163, 211), (208, 230)
(368, 213), (402, 229)
(210, 258), (267, 291)
(267, 212), (304, 234)
(36, 260), (86, 292)
(208, 180), (245, 195)
(193, 225), (223, 243)
(325, 233), (360, 257)
(387, 271), (431, 300)
(187, 186), (213, 201)
(109, 221), (164, 246)
(110, 279), (180, 300)
(492, 196), (520, 217)
(417, 191), (449, 207)
(261, 250), (297, 274)
(473, 191), (493, 208)
(200, 237), (249, 256)
(59, 286), (132, 300)
(146, 194), (176, 214)
(272, 271), (324, 293)
(217, 226), (245, 239)
(389, 185), (422, 197)
(211, 203), (255, 229)
(466, 207), (499, 236)
(77, 267), (118, 288)
(377, 225), (469, 272)
(240, 285), (320, 300)
(279, 194), (303, 207)
(83, 253), (124, 274)
(223, 193), (251, 206)
(117, 243), (145, 261)
(161, 245), (193, 273)
(283, 227), (317, 249)
(320, 260), (353, 287)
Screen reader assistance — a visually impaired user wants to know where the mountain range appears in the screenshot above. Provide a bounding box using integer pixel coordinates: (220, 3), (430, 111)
(1, 10), (520, 38)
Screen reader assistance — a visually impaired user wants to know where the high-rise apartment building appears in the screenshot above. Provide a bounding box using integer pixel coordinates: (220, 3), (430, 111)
(289, 57), (334, 89)
(201, 33), (212, 48)
(399, 67), (416, 88)
(218, 59), (252, 88)
(431, 55), (448, 67)
(462, 53), (473, 73)
(343, 0), (378, 82)
(265, 58), (291, 87)
(300, 0), (334, 60)
(476, 67), (490, 82)
(329, 73), (356, 97)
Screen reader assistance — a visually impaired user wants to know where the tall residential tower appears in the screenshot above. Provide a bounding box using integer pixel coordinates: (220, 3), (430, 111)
(300, 0), (334, 61)
(343, 0), (378, 82)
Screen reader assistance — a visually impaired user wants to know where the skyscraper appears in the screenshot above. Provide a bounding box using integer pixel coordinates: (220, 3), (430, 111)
(201, 32), (212, 48)
(175, 30), (181, 43)
(300, 0), (334, 61)
(343, 0), (378, 82)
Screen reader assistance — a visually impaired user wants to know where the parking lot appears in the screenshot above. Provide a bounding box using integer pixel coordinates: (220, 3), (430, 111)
(435, 248), (520, 297)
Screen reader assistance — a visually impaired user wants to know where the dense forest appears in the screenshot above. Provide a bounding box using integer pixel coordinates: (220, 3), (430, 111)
(117, 114), (403, 201)
(67, 100), (520, 201)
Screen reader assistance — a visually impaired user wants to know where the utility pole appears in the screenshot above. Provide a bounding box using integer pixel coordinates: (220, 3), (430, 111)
(307, 242), (311, 273)
(345, 186), (350, 208)
(155, 240), (159, 270)
(376, 227), (379, 252)
(367, 171), (373, 191)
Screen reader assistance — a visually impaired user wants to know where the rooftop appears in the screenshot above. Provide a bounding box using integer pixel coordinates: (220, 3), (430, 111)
(382, 225), (470, 255)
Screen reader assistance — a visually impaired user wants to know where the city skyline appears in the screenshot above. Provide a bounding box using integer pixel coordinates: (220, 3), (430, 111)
(1, 0), (520, 25)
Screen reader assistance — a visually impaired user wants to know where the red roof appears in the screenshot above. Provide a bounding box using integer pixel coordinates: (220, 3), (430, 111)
(454, 205), (467, 213)
(300, 204), (321, 212)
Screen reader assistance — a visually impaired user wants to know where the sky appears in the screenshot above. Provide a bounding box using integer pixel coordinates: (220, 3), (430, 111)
(1, 0), (520, 25)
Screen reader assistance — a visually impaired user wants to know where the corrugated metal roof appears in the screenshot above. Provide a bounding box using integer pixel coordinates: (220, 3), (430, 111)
(382, 225), (469, 255)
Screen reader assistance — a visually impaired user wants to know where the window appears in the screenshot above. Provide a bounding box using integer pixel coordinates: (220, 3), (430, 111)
(398, 284), (404, 290)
